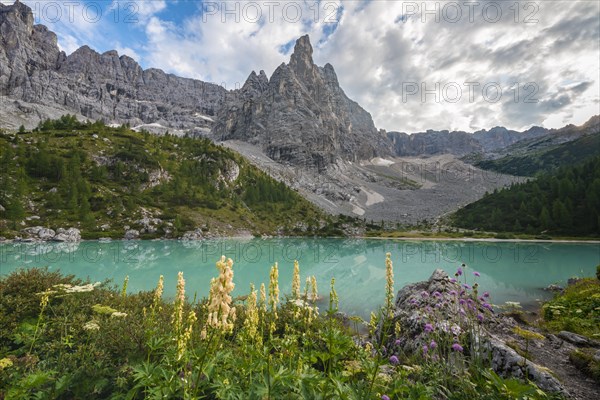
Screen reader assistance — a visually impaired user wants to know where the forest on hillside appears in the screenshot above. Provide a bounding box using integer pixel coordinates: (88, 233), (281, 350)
(0, 116), (331, 238)
(454, 156), (600, 236)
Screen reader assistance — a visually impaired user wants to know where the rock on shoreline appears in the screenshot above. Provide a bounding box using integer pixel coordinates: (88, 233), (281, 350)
(17, 226), (81, 242)
(387, 269), (567, 396)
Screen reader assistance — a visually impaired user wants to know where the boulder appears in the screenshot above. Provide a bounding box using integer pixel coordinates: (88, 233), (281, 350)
(558, 331), (590, 346)
(124, 229), (140, 240)
(52, 228), (81, 242)
(543, 284), (563, 292)
(22, 226), (55, 240)
(387, 269), (567, 396)
(181, 228), (203, 241)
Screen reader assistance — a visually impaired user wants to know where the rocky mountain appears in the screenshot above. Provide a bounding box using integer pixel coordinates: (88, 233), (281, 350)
(387, 125), (554, 157)
(387, 116), (598, 158)
(1, 0), (592, 225)
(0, 1), (226, 131)
(387, 130), (482, 157)
(212, 35), (392, 170)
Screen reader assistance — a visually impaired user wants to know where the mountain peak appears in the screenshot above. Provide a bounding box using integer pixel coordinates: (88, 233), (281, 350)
(0, 0), (34, 30)
(289, 34), (314, 74)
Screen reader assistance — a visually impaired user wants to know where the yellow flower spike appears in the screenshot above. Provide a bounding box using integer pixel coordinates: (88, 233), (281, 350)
(259, 283), (267, 312)
(385, 252), (394, 316)
(244, 284), (261, 345)
(269, 263), (280, 318)
(172, 272), (186, 335)
(151, 275), (164, 315)
(292, 260), (301, 300)
(206, 256), (236, 333)
(310, 275), (318, 303)
(177, 310), (197, 361)
(329, 278), (339, 312)
(121, 275), (129, 298)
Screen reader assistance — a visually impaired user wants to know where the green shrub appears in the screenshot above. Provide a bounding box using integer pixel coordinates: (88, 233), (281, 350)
(569, 349), (600, 383)
(542, 278), (600, 338)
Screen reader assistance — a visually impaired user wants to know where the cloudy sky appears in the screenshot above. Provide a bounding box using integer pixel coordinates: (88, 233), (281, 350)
(6, 0), (599, 132)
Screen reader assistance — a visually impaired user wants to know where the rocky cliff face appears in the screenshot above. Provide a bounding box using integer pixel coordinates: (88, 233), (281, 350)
(0, 1), (227, 130)
(387, 125), (559, 157)
(387, 130), (483, 156)
(212, 35), (392, 170)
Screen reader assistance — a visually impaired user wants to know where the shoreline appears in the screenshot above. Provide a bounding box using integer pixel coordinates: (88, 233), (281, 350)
(359, 236), (600, 244)
(1, 235), (599, 245)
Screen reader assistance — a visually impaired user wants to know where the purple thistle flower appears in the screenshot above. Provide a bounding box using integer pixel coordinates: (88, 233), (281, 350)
(389, 355), (399, 365)
(459, 299), (466, 306)
(450, 278), (458, 283)
(430, 340), (437, 349)
(394, 339), (402, 346)
(477, 313), (484, 322)
(422, 344), (428, 355)
(456, 267), (463, 276)
(424, 323), (434, 333)
(473, 271), (481, 277)
(483, 303), (493, 311)
(452, 343), (464, 352)
(449, 290), (457, 296)
(382, 396), (391, 400)
(433, 291), (442, 298)
(483, 291), (490, 298)
(420, 291), (429, 298)
(463, 284), (471, 289)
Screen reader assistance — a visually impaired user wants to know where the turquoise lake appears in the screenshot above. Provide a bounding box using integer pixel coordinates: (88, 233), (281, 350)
(1, 239), (598, 318)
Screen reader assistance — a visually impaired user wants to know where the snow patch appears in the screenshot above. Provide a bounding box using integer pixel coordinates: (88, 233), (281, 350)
(371, 157), (396, 166)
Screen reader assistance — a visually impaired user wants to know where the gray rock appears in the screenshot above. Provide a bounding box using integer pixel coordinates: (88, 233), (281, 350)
(558, 331), (589, 346)
(52, 227), (81, 242)
(388, 269), (567, 395)
(0, 1), (227, 130)
(124, 229), (139, 240)
(181, 228), (203, 241)
(135, 217), (162, 234)
(482, 335), (566, 394)
(543, 284), (564, 292)
(22, 226), (55, 240)
(593, 350), (600, 363)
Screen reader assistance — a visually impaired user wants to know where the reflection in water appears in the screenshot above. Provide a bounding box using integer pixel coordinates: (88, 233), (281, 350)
(1, 239), (598, 318)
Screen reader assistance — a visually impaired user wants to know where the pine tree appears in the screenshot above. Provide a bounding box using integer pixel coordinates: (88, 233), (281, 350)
(540, 207), (552, 230)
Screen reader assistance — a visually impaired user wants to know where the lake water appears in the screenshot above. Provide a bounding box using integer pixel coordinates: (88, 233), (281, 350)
(1, 239), (598, 318)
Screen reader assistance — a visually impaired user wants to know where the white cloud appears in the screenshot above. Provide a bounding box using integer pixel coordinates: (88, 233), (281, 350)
(135, 0), (598, 132)
(114, 43), (140, 61)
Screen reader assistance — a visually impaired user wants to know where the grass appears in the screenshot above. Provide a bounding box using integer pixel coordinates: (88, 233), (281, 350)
(0, 256), (561, 400)
(541, 278), (600, 339)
